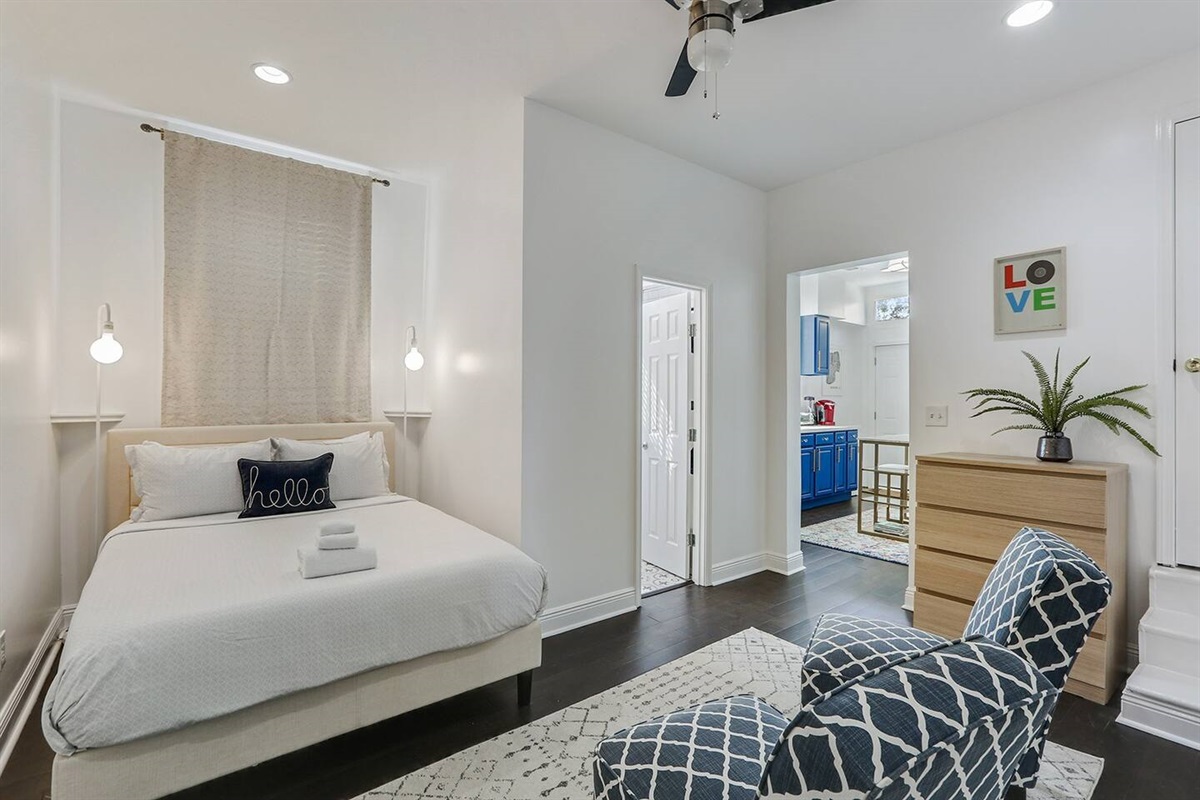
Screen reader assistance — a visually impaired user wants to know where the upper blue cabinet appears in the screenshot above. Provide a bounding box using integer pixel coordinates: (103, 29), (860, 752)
(800, 314), (831, 376)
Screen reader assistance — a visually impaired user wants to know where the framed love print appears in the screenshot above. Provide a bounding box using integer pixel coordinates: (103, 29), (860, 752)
(994, 246), (1066, 334)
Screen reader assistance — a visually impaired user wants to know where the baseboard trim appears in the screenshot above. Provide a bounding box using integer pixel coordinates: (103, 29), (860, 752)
(539, 588), (638, 638)
(902, 586), (915, 612)
(711, 553), (768, 585)
(1119, 666), (1200, 750)
(0, 606), (68, 774)
(764, 551), (805, 576)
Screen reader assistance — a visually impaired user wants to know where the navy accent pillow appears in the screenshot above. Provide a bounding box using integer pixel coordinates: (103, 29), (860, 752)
(237, 454), (336, 519)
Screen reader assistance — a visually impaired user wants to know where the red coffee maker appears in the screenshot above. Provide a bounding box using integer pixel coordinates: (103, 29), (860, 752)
(814, 400), (836, 426)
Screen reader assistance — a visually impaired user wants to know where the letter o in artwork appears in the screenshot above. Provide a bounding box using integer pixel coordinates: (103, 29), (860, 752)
(1026, 259), (1056, 285)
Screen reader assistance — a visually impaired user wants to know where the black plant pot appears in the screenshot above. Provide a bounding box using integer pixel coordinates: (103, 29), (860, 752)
(1037, 433), (1074, 462)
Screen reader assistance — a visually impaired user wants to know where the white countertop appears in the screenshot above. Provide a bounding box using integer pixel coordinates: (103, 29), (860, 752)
(800, 424), (858, 432)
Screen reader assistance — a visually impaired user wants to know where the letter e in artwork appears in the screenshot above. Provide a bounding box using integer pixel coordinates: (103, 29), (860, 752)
(1033, 287), (1056, 311)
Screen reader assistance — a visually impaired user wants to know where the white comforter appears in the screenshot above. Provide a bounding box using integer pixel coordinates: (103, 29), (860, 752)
(42, 496), (548, 755)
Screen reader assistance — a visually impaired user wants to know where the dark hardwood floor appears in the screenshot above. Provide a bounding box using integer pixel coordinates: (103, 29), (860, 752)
(3, 542), (1196, 800)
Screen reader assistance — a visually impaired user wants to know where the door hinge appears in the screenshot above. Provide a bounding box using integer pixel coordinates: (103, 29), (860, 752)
(688, 428), (697, 442)
(688, 323), (697, 338)
(687, 531), (696, 547)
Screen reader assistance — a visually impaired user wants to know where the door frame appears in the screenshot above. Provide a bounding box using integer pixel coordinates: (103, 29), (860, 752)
(1155, 104), (1200, 567)
(635, 266), (712, 604)
(786, 252), (908, 571)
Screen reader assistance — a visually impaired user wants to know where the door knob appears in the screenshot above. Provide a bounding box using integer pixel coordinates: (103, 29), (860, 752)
(1186, 357), (1200, 374)
(642, 443), (649, 450)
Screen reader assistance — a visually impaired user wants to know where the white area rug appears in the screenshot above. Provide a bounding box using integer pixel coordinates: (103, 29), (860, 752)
(358, 629), (1102, 800)
(641, 561), (688, 595)
(801, 510), (910, 565)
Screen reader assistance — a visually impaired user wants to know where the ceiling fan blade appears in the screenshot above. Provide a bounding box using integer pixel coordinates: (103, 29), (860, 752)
(743, 0), (835, 23)
(662, 0), (683, 8)
(665, 42), (697, 97)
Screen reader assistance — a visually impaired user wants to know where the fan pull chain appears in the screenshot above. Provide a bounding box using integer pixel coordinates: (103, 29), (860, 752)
(712, 71), (720, 120)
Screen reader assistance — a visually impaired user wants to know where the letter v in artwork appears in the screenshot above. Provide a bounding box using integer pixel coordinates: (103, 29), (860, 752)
(1006, 290), (1030, 312)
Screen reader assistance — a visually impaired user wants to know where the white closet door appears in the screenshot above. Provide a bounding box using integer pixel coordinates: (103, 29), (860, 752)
(641, 292), (690, 579)
(1175, 117), (1200, 568)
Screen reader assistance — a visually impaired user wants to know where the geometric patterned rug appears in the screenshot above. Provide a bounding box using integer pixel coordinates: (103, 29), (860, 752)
(641, 561), (688, 596)
(357, 629), (1103, 799)
(801, 511), (911, 566)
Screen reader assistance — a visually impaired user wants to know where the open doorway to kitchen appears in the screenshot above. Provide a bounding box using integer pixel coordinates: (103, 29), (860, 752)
(789, 254), (912, 571)
(638, 277), (708, 598)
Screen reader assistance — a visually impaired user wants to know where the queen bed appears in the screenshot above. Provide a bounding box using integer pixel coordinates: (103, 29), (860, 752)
(45, 422), (546, 800)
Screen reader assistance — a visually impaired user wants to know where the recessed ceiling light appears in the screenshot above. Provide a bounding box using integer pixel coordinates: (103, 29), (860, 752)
(252, 63), (291, 84)
(1006, 1), (1053, 28)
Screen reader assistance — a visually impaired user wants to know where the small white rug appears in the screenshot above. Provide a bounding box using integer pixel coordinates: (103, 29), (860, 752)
(641, 561), (687, 595)
(358, 629), (1102, 800)
(801, 510), (910, 565)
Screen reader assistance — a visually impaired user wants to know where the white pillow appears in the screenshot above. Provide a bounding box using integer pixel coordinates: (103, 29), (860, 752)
(126, 439), (273, 522)
(272, 433), (390, 501)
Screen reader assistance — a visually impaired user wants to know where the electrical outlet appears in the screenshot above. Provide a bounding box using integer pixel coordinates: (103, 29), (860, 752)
(925, 405), (948, 427)
(0, 629), (6, 673)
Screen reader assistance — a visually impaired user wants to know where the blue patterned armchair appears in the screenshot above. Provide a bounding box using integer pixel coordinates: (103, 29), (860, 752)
(593, 639), (1056, 800)
(800, 527), (1112, 793)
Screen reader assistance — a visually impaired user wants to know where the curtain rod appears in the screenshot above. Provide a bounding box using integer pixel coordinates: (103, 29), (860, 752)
(139, 123), (391, 186)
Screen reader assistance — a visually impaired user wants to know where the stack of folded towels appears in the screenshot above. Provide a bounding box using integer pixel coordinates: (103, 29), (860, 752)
(298, 519), (378, 579)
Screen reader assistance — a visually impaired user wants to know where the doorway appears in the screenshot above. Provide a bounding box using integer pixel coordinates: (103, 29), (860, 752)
(638, 277), (708, 598)
(789, 254), (912, 572)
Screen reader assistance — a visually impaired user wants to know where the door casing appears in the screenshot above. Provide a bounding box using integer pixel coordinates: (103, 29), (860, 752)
(635, 266), (711, 604)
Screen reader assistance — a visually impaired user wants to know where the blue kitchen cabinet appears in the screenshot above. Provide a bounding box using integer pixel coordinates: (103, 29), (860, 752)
(847, 430), (859, 491)
(800, 445), (814, 500)
(800, 314), (831, 376)
(801, 427), (858, 509)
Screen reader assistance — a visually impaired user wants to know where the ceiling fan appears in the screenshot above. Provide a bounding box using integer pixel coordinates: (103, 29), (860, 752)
(662, 0), (836, 97)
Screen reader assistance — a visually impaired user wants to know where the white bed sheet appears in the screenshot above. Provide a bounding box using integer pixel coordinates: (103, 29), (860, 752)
(42, 495), (548, 755)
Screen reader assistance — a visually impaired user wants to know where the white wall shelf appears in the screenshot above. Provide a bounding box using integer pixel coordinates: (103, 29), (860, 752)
(382, 410), (432, 422)
(50, 413), (125, 425)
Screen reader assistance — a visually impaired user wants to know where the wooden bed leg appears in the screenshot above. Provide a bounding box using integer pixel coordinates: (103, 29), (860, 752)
(517, 669), (533, 708)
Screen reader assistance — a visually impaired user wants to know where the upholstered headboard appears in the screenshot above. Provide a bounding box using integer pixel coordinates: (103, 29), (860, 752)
(105, 422), (396, 532)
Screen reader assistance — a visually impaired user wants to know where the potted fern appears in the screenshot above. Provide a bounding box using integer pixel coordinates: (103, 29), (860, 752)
(963, 350), (1159, 462)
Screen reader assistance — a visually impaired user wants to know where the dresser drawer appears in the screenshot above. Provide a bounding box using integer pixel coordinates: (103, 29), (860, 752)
(917, 462), (1108, 529)
(915, 547), (1108, 636)
(914, 590), (1109, 690)
(916, 506), (1109, 570)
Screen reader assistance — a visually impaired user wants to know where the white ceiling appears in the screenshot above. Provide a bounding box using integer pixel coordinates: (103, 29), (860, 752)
(3, 0), (1198, 191)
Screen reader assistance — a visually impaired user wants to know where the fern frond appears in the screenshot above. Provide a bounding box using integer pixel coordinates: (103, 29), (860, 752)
(1083, 410), (1161, 455)
(991, 424), (1045, 435)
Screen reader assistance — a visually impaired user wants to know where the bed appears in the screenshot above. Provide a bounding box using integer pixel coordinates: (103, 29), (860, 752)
(46, 422), (546, 800)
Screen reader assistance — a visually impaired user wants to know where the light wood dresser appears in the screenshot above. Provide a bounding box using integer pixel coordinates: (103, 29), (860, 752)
(913, 452), (1127, 704)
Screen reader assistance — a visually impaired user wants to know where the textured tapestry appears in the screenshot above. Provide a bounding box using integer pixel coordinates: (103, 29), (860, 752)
(162, 132), (372, 425)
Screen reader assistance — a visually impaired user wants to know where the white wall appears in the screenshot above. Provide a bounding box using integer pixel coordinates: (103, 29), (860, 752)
(766, 51), (1200, 629)
(0, 73), (61, 704)
(53, 100), (429, 600)
(522, 101), (767, 611)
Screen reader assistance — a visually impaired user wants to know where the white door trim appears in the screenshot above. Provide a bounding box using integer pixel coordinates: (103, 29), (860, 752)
(1155, 103), (1200, 567)
(634, 266), (712, 605)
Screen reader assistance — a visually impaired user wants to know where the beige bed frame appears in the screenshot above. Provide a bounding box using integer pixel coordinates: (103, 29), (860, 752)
(54, 423), (541, 800)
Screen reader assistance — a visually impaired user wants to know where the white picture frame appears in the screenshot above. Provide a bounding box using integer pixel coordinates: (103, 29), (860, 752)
(994, 246), (1067, 334)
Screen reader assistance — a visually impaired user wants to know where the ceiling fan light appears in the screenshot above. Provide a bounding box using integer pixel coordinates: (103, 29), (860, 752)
(687, 27), (734, 72)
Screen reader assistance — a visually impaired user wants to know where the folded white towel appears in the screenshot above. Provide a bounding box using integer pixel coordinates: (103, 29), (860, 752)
(298, 545), (377, 579)
(317, 532), (359, 550)
(319, 520), (356, 536)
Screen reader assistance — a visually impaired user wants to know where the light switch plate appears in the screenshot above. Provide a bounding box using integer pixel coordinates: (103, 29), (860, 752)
(925, 405), (948, 427)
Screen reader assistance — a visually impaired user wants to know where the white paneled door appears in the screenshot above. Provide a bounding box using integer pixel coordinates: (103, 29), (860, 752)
(642, 291), (690, 580)
(1175, 116), (1200, 568)
(874, 344), (910, 436)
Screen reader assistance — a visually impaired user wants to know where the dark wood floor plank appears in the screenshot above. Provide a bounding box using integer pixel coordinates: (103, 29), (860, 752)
(2, 538), (1194, 800)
